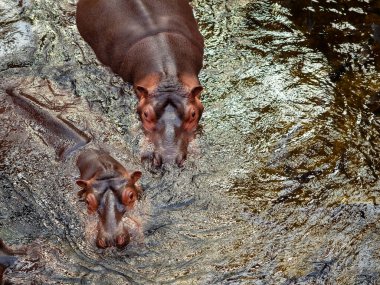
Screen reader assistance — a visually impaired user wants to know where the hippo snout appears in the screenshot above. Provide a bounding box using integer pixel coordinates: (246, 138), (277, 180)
(151, 152), (187, 168)
(96, 231), (130, 249)
(95, 189), (132, 249)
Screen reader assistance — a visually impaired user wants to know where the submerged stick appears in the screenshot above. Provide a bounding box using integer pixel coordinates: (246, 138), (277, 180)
(6, 88), (91, 159)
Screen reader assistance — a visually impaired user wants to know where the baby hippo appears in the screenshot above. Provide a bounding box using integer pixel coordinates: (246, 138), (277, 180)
(76, 149), (142, 249)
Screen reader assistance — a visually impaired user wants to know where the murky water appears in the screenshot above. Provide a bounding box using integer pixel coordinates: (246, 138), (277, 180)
(1, 0), (380, 284)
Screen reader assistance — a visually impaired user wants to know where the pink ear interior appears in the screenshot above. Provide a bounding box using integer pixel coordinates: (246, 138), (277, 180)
(130, 171), (142, 183)
(190, 86), (203, 98)
(135, 86), (149, 99)
(76, 179), (89, 188)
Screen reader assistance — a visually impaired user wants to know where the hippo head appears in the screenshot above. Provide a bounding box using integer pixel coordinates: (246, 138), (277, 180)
(135, 76), (204, 167)
(76, 171), (142, 249)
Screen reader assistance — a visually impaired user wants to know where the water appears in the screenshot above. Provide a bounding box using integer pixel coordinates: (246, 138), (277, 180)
(1, 0), (380, 284)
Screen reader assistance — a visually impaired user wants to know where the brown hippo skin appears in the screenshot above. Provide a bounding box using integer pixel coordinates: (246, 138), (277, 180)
(76, 0), (204, 167)
(76, 149), (142, 248)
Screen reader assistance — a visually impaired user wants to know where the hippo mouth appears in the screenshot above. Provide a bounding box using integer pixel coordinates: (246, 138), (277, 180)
(141, 150), (187, 168)
(96, 226), (130, 249)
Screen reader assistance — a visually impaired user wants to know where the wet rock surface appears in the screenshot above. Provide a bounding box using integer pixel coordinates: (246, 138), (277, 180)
(0, 0), (36, 71)
(0, 0), (380, 284)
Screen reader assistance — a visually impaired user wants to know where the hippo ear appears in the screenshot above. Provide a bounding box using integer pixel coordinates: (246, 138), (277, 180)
(190, 86), (203, 99)
(130, 171), (142, 183)
(76, 179), (90, 188)
(77, 188), (87, 198)
(135, 86), (149, 100)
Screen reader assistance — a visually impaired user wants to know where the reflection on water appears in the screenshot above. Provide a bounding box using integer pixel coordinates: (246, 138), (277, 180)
(1, 0), (380, 283)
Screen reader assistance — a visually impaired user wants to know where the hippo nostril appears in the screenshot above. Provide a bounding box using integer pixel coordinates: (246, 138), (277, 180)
(116, 236), (125, 247)
(96, 238), (107, 249)
(176, 154), (187, 167)
(153, 153), (163, 167)
(116, 233), (130, 248)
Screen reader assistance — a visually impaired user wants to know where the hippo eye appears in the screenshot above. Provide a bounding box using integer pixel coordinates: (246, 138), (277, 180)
(122, 188), (137, 206)
(85, 193), (98, 213)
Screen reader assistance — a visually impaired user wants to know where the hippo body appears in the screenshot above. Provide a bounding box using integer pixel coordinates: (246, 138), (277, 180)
(76, 149), (142, 248)
(76, 0), (203, 83)
(76, 0), (205, 166)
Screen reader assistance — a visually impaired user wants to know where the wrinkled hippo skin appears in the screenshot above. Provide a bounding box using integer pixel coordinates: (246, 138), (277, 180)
(76, 149), (142, 248)
(76, 0), (205, 167)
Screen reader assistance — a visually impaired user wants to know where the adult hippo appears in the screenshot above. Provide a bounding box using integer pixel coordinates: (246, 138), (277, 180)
(76, 149), (142, 249)
(76, 0), (204, 167)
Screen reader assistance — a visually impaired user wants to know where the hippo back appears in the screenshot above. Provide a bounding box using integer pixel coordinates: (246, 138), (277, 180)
(76, 149), (127, 181)
(76, 0), (204, 82)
